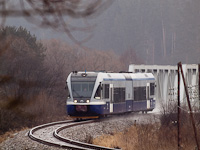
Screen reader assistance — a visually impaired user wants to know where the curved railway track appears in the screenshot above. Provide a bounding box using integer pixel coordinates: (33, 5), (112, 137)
(28, 119), (119, 150)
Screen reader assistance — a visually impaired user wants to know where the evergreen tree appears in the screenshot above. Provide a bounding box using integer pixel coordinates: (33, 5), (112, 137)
(0, 26), (46, 106)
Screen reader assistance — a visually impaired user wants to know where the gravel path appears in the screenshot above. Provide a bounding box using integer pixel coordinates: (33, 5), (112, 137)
(0, 113), (159, 150)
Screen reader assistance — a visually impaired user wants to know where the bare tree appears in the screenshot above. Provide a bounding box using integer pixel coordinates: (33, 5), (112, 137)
(0, 0), (113, 44)
(43, 39), (123, 73)
(120, 48), (143, 68)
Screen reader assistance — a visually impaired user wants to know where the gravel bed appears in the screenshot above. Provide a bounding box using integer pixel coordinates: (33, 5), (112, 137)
(60, 113), (158, 143)
(0, 113), (158, 150)
(0, 130), (64, 150)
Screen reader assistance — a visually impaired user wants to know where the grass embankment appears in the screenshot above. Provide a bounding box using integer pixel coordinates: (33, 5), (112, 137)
(0, 91), (68, 143)
(93, 113), (200, 150)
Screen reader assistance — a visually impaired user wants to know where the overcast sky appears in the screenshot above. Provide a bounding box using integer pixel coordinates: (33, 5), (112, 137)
(5, 1), (129, 53)
(5, 0), (200, 65)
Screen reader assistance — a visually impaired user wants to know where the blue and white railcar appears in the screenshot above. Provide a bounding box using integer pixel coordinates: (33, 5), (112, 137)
(66, 71), (156, 119)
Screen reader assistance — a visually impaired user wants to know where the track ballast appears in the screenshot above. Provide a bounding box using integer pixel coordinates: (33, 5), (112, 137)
(28, 119), (119, 150)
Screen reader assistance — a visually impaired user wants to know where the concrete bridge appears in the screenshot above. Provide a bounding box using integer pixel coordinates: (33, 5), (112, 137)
(128, 64), (200, 111)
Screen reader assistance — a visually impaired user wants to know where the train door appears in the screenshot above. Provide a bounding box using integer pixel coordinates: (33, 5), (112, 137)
(146, 83), (150, 109)
(110, 84), (113, 113)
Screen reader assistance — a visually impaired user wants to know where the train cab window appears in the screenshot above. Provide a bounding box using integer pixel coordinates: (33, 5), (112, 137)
(103, 84), (109, 99)
(71, 81), (95, 98)
(82, 83), (89, 91)
(94, 85), (101, 99)
(150, 83), (155, 95)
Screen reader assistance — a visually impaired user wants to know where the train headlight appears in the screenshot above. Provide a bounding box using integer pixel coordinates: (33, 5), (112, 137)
(86, 100), (90, 103)
(95, 97), (100, 100)
(74, 100), (78, 103)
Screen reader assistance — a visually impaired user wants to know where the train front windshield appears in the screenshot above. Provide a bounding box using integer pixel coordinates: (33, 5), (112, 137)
(71, 81), (95, 98)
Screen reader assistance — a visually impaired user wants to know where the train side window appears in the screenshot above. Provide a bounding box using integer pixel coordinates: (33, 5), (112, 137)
(150, 83), (155, 95)
(134, 87), (146, 101)
(114, 88), (125, 103)
(94, 85), (101, 99)
(103, 84), (109, 99)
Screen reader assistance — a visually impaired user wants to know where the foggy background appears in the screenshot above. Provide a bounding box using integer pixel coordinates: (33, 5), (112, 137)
(5, 0), (200, 66)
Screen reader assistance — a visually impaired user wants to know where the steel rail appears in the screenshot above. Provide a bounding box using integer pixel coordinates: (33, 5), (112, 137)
(53, 120), (119, 150)
(28, 113), (160, 150)
(28, 120), (91, 149)
(28, 119), (119, 150)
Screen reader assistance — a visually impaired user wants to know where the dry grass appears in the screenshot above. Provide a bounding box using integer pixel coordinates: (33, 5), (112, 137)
(0, 127), (28, 143)
(93, 114), (200, 150)
(93, 125), (138, 150)
(93, 125), (146, 150)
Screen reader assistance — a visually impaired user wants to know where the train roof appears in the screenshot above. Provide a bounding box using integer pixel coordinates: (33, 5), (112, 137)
(69, 71), (155, 81)
(99, 72), (154, 81)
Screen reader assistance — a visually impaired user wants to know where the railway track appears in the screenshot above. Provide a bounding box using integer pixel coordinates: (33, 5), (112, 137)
(28, 119), (119, 150)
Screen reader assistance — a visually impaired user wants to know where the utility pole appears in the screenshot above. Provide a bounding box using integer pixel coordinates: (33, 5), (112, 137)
(177, 62), (181, 150)
(199, 64), (200, 109)
(177, 62), (199, 150)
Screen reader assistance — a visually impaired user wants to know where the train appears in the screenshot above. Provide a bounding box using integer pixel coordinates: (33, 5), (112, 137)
(66, 71), (156, 119)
